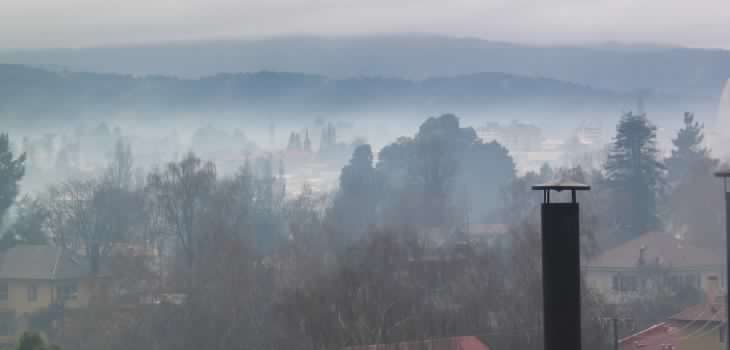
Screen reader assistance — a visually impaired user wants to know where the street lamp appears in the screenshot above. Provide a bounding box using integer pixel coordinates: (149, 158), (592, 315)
(532, 179), (590, 350)
(714, 169), (730, 350)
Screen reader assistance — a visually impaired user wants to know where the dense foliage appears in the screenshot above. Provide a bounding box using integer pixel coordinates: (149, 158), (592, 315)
(605, 112), (665, 240)
(0, 133), (25, 226)
(0, 109), (720, 350)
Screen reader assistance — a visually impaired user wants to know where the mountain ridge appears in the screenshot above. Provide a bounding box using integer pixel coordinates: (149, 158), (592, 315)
(0, 63), (645, 124)
(1, 35), (728, 98)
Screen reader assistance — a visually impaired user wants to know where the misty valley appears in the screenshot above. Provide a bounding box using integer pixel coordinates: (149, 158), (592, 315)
(0, 34), (729, 350)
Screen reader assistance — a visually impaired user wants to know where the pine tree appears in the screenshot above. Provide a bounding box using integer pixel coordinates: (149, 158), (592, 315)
(303, 129), (312, 152)
(605, 112), (665, 239)
(0, 133), (26, 226)
(665, 112), (713, 183)
(3, 196), (49, 247)
(665, 113), (720, 249)
(287, 132), (302, 151)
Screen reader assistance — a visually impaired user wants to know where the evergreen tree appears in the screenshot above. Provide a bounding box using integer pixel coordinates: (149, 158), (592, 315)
(16, 331), (60, 350)
(287, 132), (302, 151)
(665, 112), (713, 183)
(457, 139), (515, 223)
(664, 113), (720, 249)
(605, 112), (665, 239)
(0, 133), (26, 226)
(303, 129), (312, 152)
(329, 144), (380, 241)
(412, 114), (475, 227)
(376, 114), (515, 229)
(3, 196), (49, 248)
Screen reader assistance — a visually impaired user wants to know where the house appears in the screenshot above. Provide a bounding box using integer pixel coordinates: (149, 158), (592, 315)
(620, 300), (726, 350)
(620, 323), (681, 350)
(584, 232), (725, 305)
(0, 245), (100, 344)
(345, 336), (491, 350)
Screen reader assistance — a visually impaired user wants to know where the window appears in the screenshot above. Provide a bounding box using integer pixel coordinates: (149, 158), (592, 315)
(667, 275), (680, 288)
(57, 283), (78, 301)
(0, 283), (8, 302)
(27, 285), (38, 302)
(668, 274), (702, 289)
(685, 274), (700, 288)
(612, 274), (638, 292)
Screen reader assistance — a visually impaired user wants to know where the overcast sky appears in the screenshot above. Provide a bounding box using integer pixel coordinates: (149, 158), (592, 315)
(1, 0), (729, 49)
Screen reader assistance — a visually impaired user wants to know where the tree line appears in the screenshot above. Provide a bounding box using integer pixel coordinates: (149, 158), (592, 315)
(0, 110), (720, 350)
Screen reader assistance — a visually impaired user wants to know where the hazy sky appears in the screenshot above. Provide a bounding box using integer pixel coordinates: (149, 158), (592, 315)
(2, 0), (729, 49)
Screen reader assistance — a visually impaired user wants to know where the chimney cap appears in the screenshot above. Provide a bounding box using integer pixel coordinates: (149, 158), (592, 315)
(714, 169), (730, 178)
(532, 179), (590, 191)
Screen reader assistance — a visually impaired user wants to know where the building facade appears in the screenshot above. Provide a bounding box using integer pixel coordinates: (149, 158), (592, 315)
(584, 232), (725, 305)
(0, 245), (98, 344)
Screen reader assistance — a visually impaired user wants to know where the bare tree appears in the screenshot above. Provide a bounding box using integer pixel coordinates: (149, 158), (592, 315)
(105, 137), (134, 190)
(146, 152), (216, 289)
(44, 178), (145, 277)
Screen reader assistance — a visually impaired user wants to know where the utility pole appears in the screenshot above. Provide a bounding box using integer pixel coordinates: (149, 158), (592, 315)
(714, 169), (730, 350)
(613, 318), (619, 350)
(532, 179), (590, 350)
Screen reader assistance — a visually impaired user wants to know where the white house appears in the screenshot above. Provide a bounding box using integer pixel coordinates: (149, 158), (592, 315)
(584, 231), (725, 305)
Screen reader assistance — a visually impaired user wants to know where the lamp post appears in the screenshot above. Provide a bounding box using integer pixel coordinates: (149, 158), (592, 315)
(532, 179), (590, 350)
(715, 170), (730, 350)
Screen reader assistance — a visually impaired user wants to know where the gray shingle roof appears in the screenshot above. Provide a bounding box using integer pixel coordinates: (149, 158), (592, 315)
(585, 232), (723, 270)
(0, 245), (91, 280)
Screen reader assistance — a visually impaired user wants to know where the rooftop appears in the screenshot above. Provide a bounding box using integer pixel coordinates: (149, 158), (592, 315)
(620, 302), (727, 350)
(345, 336), (490, 350)
(0, 245), (93, 280)
(619, 323), (680, 350)
(714, 169), (730, 178)
(669, 302), (726, 323)
(585, 232), (723, 270)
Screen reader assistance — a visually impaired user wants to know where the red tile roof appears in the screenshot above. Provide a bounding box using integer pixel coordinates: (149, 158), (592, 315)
(619, 323), (680, 350)
(670, 302), (726, 323)
(620, 302), (728, 350)
(585, 232), (722, 269)
(345, 336), (490, 350)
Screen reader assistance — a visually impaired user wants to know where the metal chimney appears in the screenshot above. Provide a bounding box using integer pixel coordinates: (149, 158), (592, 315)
(714, 169), (730, 350)
(532, 179), (590, 350)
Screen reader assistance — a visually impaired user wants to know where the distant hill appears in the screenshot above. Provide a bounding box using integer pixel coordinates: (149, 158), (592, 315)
(1, 34), (729, 97)
(0, 63), (643, 124)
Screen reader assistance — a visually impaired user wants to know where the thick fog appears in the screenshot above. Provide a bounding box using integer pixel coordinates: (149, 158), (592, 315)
(6, 84), (727, 196)
(1, 27), (730, 350)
